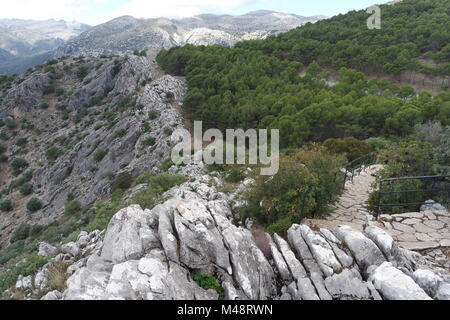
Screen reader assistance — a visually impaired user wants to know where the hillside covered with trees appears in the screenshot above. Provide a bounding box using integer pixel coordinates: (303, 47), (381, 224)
(238, 0), (450, 76)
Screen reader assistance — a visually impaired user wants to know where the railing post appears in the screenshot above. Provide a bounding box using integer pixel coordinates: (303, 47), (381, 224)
(376, 180), (383, 220)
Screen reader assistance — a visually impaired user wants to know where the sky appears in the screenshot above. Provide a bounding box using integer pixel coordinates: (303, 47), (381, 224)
(0, 0), (393, 26)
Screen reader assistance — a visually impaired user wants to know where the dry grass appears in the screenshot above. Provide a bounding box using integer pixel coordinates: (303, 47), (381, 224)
(47, 261), (69, 292)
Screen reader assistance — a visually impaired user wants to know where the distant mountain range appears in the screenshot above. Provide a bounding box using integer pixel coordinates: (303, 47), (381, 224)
(0, 19), (90, 74)
(0, 11), (325, 74)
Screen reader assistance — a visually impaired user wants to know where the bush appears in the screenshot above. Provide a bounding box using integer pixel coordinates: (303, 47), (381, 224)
(11, 223), (30, 243)
(11, 158), (29, 176)
(323, 137), (373, 162)
(160, 158), (174, 172)
(142, 137), (156, 147)
(0, 199), (12, 212)
(0, 144), (5, 154)
(224, 167), (246, 183)
(114, 129), (127, 138)
(46, 146), (62, 163)
(0, 254), (47, 292)
(27, 198), (43, 213)
(111, 172), (133, 192)
(19, 184), (33, 196)
(191, 273), (224, 300)
(76, 65), (88, 79)
(15, 138), (27, 147)
(241, 148), (345, 234)
(93, 149), (108, 162)
(64, 200), (82, 217)
(148, 110), (158, 120)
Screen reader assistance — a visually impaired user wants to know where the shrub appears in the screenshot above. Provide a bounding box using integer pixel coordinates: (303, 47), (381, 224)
(0, 199), (12, 212)
(39, 103), (49, 110)
(0, 144), (5, 154)
(224, 167), (246, 183)
(5, 119), (16, 129)
(46, 146), (63, 163)
(148, 110), (158, 120)
(0, 254), (47, 292)
(323, 137), (373, 162)
(27, 198), (43, 213)
(46, 261), (68, 292)
(11, 223), (30, 242)
(111, 172), (133, 192)
(241, 148), (345, 234)
(19, 184), (33, 196)
(76, 65), (88, 79)
(142, 137), (156, 147)
(191, 273), (224, 300)
(113, 129), (127, 139)
(160, 158), (174, 172)
(64, 200), (82, 217)
(15, 138), (27, 147)
(93, 149), (108, 162)
(11, 158), (28, 176)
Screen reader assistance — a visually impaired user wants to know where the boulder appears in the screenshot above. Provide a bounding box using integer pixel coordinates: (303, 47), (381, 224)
(38, 242), (58, 258)
(324, 269), (372, 300)
(100, 205), (160, 264)
(435, 282), (450, 300)
(334, 225), (386, 273)
(61, 242), (80, 257)
(369, 262), (432, 300)
(41, 290), (62, 300)
(412, 269), (443, 297)
(420, 200), (446, 212)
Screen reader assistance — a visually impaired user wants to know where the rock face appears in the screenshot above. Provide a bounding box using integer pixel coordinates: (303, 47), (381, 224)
(0, 51), (187, 247)
(56, 12), (324, 57)
(54, 168), (448, 300)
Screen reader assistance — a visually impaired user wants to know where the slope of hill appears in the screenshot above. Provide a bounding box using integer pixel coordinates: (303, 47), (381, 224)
(0, 50), (187, 248)
(238, 0), (450, 78)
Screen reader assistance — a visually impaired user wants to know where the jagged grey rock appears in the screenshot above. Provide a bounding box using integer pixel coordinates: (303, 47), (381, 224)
(363, 226), (394, 259)
(334, 225), (386, 273)
(298, 225), (342, 277)
(369, 262), (432, 300)
(324, 269), (372, 300)
(412, 269), (443, 297)
(435, 282), (450, 300)
(273, 234), (307, 280)
(38, 242), (58, 258)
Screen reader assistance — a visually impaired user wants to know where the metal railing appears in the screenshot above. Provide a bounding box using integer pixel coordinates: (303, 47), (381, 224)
(376, 175), (450, 218)
(342, 152), (378, 188)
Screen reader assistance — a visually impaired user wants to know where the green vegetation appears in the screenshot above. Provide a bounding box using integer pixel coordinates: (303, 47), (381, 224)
(0, 199), (13, 212)
(11, 158), (29, 176)
(93, 149), (108, 162)
(19, 183), (33, 196)
(241, 147), (345, 235)
(191, 272), (224, 300)
(46, 146), (63, 163)
(158, 46), (449, 149)
(238, 0), (450, 76)
(27, 198), (43, 213)
(368, 122), (450, 213)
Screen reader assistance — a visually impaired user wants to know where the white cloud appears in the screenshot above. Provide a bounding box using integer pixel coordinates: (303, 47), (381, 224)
(0, 0), (269, 24)
(112, 0), (268, 20)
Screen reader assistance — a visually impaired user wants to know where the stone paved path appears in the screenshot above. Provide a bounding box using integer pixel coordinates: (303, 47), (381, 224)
(306, 165), (383, 232)
(306, 165), (450, 258)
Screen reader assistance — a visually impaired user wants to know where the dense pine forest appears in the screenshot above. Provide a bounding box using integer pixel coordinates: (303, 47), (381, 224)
(157, 0), (450, 148)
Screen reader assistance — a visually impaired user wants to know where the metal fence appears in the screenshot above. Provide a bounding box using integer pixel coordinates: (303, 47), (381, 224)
(376, 175), (450, 218)
(342, 153), (377, 188)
